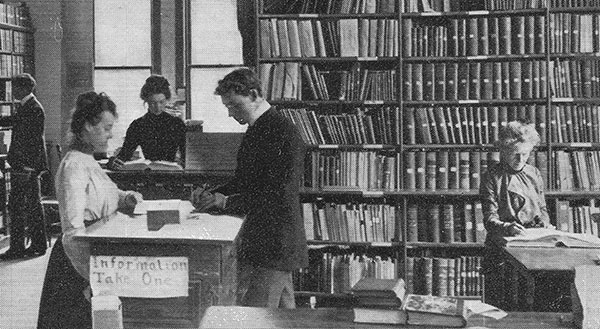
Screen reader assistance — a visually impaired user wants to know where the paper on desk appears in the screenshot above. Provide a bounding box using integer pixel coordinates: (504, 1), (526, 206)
(464, 300), (508, 320)
(133, 199), (189, 215)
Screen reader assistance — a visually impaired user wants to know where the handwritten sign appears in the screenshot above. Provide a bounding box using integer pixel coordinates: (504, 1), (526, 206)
(90, 255), (189, 298)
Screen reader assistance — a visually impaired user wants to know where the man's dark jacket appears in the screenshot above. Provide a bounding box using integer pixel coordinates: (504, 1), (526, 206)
(0, 95), (48, 172)
(216, 107), (308, 271)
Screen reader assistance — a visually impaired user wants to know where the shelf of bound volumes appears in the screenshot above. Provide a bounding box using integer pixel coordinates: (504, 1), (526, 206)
(256, 0), (600, 306)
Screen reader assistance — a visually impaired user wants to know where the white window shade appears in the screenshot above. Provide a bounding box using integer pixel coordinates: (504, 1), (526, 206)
(94, 69), (151, 154)
(190, 0), (243, 65)
(94, 0), (151, 66)
(190, 67), (246, 133)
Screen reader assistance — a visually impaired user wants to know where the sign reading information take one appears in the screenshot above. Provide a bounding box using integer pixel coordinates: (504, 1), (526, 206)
(90, 255), (189, 298)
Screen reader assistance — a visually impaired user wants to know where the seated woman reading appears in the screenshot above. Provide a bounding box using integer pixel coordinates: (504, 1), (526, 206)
(479, 120), (550, 309)
(38, 91), (142, 329)
(108, 75), (186, 169)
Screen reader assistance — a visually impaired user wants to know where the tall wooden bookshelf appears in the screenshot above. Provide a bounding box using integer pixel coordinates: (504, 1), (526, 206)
(0, 3), (33, 115)
(255, 0), (600, 308)
(0, 2), (34, 232)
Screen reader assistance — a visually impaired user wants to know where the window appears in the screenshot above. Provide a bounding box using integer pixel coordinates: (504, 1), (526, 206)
(94, 0), (151, 155)
(94, 0), (249, 146)
(187, 0), (245, 132)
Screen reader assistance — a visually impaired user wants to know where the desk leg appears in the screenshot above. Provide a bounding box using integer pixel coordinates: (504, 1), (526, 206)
(525, 273), (535, 311)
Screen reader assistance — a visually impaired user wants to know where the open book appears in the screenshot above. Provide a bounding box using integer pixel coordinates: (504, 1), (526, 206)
(503, 228), (600, 248)
(403, 294), (470, 328)
(120, 159), (183, 171)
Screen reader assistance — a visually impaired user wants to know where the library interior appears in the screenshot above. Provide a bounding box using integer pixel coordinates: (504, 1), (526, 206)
(1, 0), (600, 328)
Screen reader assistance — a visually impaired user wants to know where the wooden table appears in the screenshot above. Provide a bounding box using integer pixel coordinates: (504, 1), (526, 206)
(199, 306), (574, 328)
(503, 246), (600, 311)
(74, 201), (242, 328)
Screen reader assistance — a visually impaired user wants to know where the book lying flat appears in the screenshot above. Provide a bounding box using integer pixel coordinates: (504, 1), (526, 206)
(403, 294), (470, 328)
(120, 159), (183, 171)
(502, 228), (600, 248)
(351, 278), (406, 308)
(352, 307), (407, 325)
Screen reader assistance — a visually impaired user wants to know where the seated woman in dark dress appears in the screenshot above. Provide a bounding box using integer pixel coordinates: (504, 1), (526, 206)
(479, 120), (550, 310)
(108, 75), (186, 169)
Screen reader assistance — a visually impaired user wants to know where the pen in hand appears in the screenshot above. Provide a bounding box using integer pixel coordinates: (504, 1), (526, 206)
(191, 183), (218, 208)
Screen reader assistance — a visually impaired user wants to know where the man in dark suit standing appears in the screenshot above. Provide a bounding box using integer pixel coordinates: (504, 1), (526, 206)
(0, 73), (48, 260)
(191, 68), (308, 308)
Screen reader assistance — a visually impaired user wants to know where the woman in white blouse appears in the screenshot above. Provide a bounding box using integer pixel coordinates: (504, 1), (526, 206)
(38, 91), (142, 329)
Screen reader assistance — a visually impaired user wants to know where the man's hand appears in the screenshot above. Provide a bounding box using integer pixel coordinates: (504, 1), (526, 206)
(507, 222), (526, 236)
(124, 191), (143, 208)
(107, 156), (124, 170)
(191, 186), (226, 212)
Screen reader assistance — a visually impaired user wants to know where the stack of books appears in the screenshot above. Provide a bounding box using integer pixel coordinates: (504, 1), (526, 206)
(351, 277), (473, 327)
(351, 277), (407, 325)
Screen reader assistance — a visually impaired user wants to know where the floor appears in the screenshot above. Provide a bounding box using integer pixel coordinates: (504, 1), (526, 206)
(0, 237), (52, 329)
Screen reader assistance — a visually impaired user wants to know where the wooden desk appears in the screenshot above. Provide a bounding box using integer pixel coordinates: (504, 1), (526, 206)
(199, 306), (574, 328)
(503, 247), (600, 311)
(74, 202), (242, 328)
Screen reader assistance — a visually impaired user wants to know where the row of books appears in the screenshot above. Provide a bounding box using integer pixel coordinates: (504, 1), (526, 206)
(407, 105), (547, 145)
(280, 107), (401, 145)
(12, 31), (27, 54)
(260, 18), (399, 58)
(0, 54), (24, 78)
(406, 201), (486, 243)
(0, 30), (27, 54)
(552, 150), (600, 190)
(0, 3), (28, 27)
(304, 149), (551, 192)
(294, 252), (398, 293)
(546, 0), (600, 7)
(406, 256), (483, 297)
(0, 80), (11, 102)
(483, 0), (547, 9)
(551, 105), (600, 143)
(403, 16), (545, 57)
(263, 0), (397, 14)
(549, 59), (600, 98)
(304, 150), (399, 190)
(485, 0), (600, 9)
(403, 61), (548, 101)
(259, 63), (397, 102)
(262, 0), (472, 14)
(281, 104), (600, 146)
(554, 199), (600, 236)
(550, 13), (600, 54)
(302, 202), (398, 242)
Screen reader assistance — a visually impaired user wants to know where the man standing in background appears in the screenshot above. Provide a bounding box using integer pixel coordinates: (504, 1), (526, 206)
(0, 73), (48, 260)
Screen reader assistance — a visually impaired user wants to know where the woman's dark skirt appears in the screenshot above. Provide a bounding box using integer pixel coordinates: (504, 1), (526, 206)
(37, 235), (92, 329)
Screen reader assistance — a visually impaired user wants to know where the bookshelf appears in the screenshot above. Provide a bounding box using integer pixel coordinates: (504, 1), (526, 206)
(0, 3), (33, 116)
(255, 0), (600, 307)
(0, 3), (33, 232)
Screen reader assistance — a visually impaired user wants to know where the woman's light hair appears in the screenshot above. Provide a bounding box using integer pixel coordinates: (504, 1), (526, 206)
(495, 120), (541, 149)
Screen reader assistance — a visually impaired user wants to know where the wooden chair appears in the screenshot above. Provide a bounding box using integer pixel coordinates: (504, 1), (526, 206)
(41, 144), (62, 245)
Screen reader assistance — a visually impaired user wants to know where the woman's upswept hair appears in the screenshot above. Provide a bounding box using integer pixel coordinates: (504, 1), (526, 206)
(68, 91), (117, 150)
(495, 120), (541, 149)
(140, 75), (171, 101)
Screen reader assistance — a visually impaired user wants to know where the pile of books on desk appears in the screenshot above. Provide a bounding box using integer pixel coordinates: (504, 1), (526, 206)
(351, 277), (471, 327)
